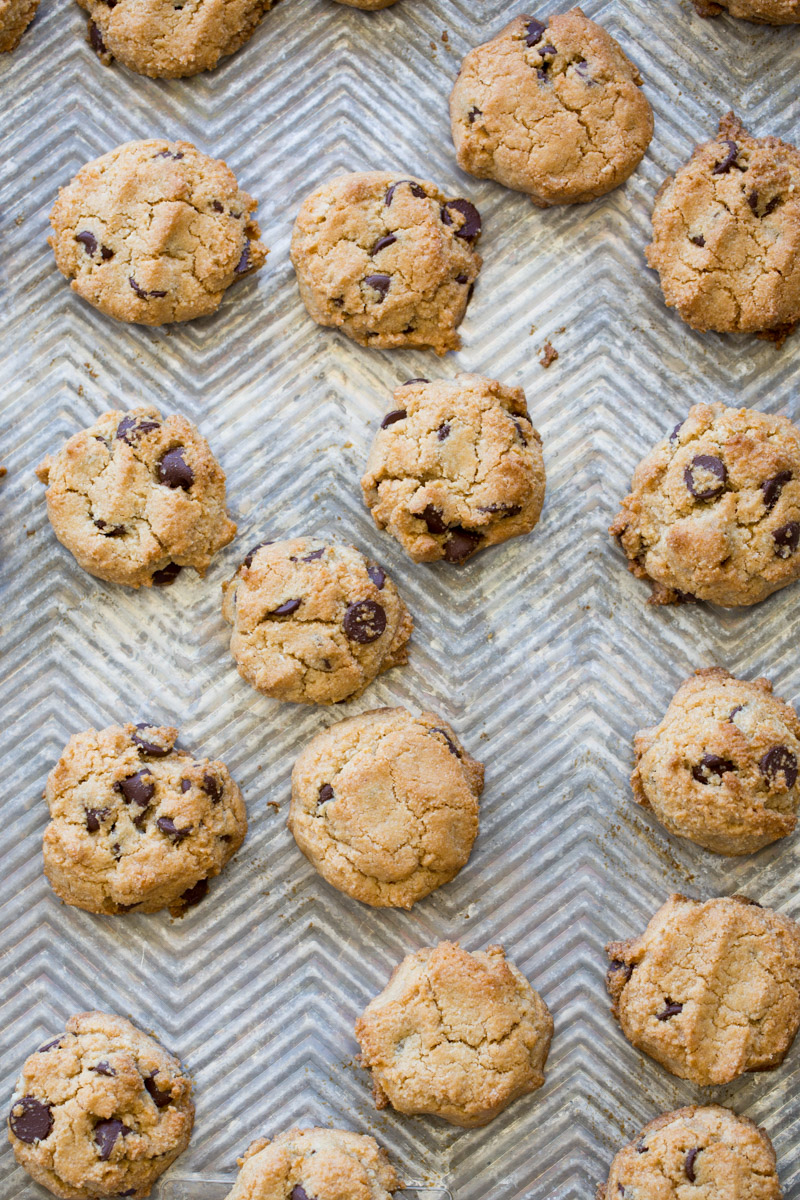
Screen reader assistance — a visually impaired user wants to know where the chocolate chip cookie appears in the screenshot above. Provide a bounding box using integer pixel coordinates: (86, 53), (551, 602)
(36, 406), (236, 588)
(355, 941), (552, 1127)
(49, 139), (267, 324)
(42, 722), (246, 916)
(8, 1011), (194, 1199)
(0, 0), (38, 50)
(610, 402), (800, 606)
(606, 893), (800, 1085)
(450, 9), (653, 207)
(691, 0), (799, 21)
(646, 113), (800, 338)
(632, 667), (800, 856)
(598, 1105), (782, 1200)
(361, 375), (546, 564)
(290, 171), (482, 354)
(225, 1127), (400, 1200)
(288, 707), (483, 908)
(222, 538), (412, 705)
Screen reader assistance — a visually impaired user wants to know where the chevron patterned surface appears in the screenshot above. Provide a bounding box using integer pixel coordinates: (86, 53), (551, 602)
(1, 0), (800, 1195)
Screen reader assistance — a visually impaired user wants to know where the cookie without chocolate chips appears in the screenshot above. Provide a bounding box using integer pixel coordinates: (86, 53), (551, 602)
(361, 375), (546, 565)
(606, 893), (800, 1085)
(49, 139), (267, 324)
(222, 538), (412, 705)
(355, 941), (552, 1127)
(42, 722), (246, 916)
(609, 402), (800, 606)
(632, 667), (800, 856)
(450, 9), (653, 207)
(8, 1011), (194, 1200)
(691, 0), (799, 21)
(290, 171), (482, 355)
(289, 707), (483, 908)
(224, 1127), (400, 1200)
(646, 113), (800, 338)
(0, 0), (38, 50)
(598, 1105), (782, 1200)
(37, 406), (236, 588)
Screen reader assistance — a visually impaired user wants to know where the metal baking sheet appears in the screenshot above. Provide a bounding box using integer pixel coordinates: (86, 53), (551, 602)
(1, 0), (800, 1197)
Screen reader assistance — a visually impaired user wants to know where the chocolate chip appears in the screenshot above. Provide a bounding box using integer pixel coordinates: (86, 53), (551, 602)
(94, 519), (125, 537)
(203, 772), (223, 802)
(132, 724), (173, 757)
(112, 843), (122, 860)
(689, 234), (705, 247)
(636, 1139), (648, 1154)
(762, 470), (792, 512)
(115, 771), (154, 808)
(536, 66), (549, 81)
(180, 779), (192, 793)
(685, 1148), (700, 1183)
(728, 705), (744, 722)
(179, 877), (209, 909)
(129, 277), (167, 300)
(513, 419), (528, 446)
(37, 1039), (63, 1053)
(371, 234), (397, 255)
(88, 20), (107, 53)
(773, 521), (800, 558)
(367, 564), (386, 589)
(712, 139), (739, 175)
(759, 745), (798, 790)
(101, 245), (114, 260)
(403, 378), (429, 385)
(268, 599), (302, 617)
(467, 106), (482, 123)
(431, 727), (461, 758)
(318, 783), (334, 805)
(152, 563), (182, 586)
(144, 1074), (171, 1108)
(364, 273), (391, 300)
(91, 1062), (116, 1076)
(381, 409), (407, 429)
(669, 422), (684, 443)
(441, 199), (482, 241)
(436, 422), (451, 442)
(479, 503), (522, 517)
(684, 454), (727, 500)
(157, 447), (194, 490)
(656, 998), (683, 1020)
(422, 504), (447, 534)
(691, 754), (734, 784)
(525, 16), (547, 45)
(86, 807), (110, 832)
(748, 191), (780, 217)
(9, 1097), (53, 1144)
(154, 149), (184, 160)
(540, 42), (556, 53)
(234, 242), (251, 275)
(243, 542), (271, 569)
(94, 1118), (129, 1160)
(291, 1188), (312, 1200)
(343, 600), (386, 644)
(608, 959), (633, 983)
(455, 273), (468, 284)
(116, 415), (161, 444)
(299, 549), (324, 563)
(76, 231), (98, 255)
(157, 816), (191, 842)
(212, 200), (223, 212)
(385, 180), (426, 206)
(443, 529), (481, 563)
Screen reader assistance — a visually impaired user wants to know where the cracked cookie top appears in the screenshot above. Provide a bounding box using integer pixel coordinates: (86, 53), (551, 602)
(289, 171), (482, 355)
(609, 401), (800, 606)
(646, 113), (800, 335)
(692, 0), (799, 22)
(36, 405), (236, 588)
(8, 1011), (194, 1200)
(606, 893), (800, 1086)
(355, 941), (553, 1127)
(226, 1127), (400, 1200)
(361, 374), (546, 565)
(49, 139), (267, 324)
(449, 8), (653, 207)
(288, 707), (483, 908)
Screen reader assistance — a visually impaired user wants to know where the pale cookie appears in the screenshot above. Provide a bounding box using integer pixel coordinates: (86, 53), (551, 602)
(692, 0), (799, 22)
(606, 893), (800, 1085)
(361, 375), (546, 565)
(37, 406), (236, 589)
(42, 722), (246, 916)
(632, 667), (800, 856)
(355, 941), (552, 1127)
(646, 113), (800, 338)
(290, 171), (482, 355)
(609, 401), (800, 606)
(288, 707), (483, 908)
(222, 538), (412, 705)
(450, 9), (653, 207)
(0, 0), (38, 50)
(224, 1127), (400, 1200)
(598, 1105), (782, 1200)
(49, 139), (267, 325)
(8, 1011), (194, 1200)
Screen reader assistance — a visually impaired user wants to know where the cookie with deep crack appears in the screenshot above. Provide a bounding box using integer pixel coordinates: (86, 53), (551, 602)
(290, 171), (482, 355)
(362, 374), (545, 564)
(0, 0), (38, 50)
(8, 1011), (194, 1199)
(691, 0), (799, 22)
(224, 1127), (400, 1200)
(49, 139), (267, 324)
(606, 893), (800, 1085)
(450, 9), (653, 207)
(36, 406), (236, 588)
(355, 941), (552, 1127)
(609, 402), (800, 606)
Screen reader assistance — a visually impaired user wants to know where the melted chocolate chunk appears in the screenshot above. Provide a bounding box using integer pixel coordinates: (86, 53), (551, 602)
(268, 599), (302, 617)
(116, 415), (161, 444)
(712, 139), (739, 175)
(689, 234), (705, 247)
(132, 724), (173, 757)
(759, 745), (798, 790)
(94, 1118), (129, 1161)
(86, 807), (110, 832)
(685, 1147), (700, 1183)
(773, 521), (800, 558)
(684, 454), (727, 500)
(669, 421), (684, 443)
(243, 542), (271, 569)
(94, 519), (126, 537)
(691, 754), (734, 784)
(762, 470), (792, 512)
(381, 409), (407, 429)
(608, 959), (633, 983)
(343, 600), (386, 644)
(115, 770), (154, 808)
(157, 447), (194, 490)
(422, 504), (447, 534)
(234, 242), (251, 275)
(129, 277), (167, 300)
(76, 230), (98, 255)
(91, 1062), (116, 1076)
(364, 273), (391, 300)
(144, 1074), (172, 1108)
(367, 564), (386, 589)
(9, 1097), (53, 1144)
(291, 1188), (312, 1200)
(441, 198), (482, 240)
(403, 378), (429, 385)
(525, 16), (547, 45)
(88, 20), (107, 53)
(479, 503), (522, 518)
(37, 1039), (63, 1053)
(302, 549), (325, 562)
(467, 106), (482, 123)
(656, 998), (683, 1020)
(384, 180), (426, 206)
(437, 422), (451, 441)
(152, 563), (182, 586)
(443, 528), (481, 563)
(154, 149), (184, 160)
(371, 234), (397, 255)
(179, 877), (209, 909)
(318, 783), (334, 805)
(431, 727), (461, 758)
(203, 772), (223, 802)
(156, 816), (191, 842)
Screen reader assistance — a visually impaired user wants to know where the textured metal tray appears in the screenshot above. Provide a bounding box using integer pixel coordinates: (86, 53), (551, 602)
(1, 0), (800, 1197)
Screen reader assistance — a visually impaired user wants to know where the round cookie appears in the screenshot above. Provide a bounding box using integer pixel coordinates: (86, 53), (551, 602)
(692, 0), (799, 22)
(0, 0), (38, 50)
(598, 1105), (782, 1200)
(222, 538), (412, 705)
(355, 941), (552, 1127)
(49, 139), (267, 325)
(450, 9), (653, 207)
(362, 375), (545, 565)
(290, 171), (482, 355)
(609, 401), (800, 606)
(224, 1127), (400, 1200)
(288, 707), (483, 908)
(8, 1011), (194, 1200)
(36, 406), (237, 588)
(632, 667), (800, 856)
(606, 893), (800, 1085)
(646, 113), (800, 338)
(42, 722), (247, 916)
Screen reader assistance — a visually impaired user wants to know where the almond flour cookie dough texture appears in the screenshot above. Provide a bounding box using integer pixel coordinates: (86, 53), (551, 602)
(222, 538), (412, 705)
(49, 139), (267, 324)
(37, 406), (236, 588)
(450, 9), (653, 207)
(0, 0), (38, 50)
(355, 941), (552, 1127)
(224, 1127), (400, 1200)
(610, 402), (800, 606)
(362, 375), (546, 565)
(290, 172), (482, 354)
(42, 722), (246, 915)
(288, 707), (483, 908)
(646, 113), (800, 338)
(692, 0), (799, 21)
(632, 667), (800, 856)
(606, 894), (800, 1086)
(598, 1105), (782, 1200)
(8, 1011), (194, 1199)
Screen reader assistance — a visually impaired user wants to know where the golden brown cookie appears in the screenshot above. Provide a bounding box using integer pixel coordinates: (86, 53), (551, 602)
(224, 1127), (400, 1200)
(0, 0), (37, 50)
(692, 0), (799, 22)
